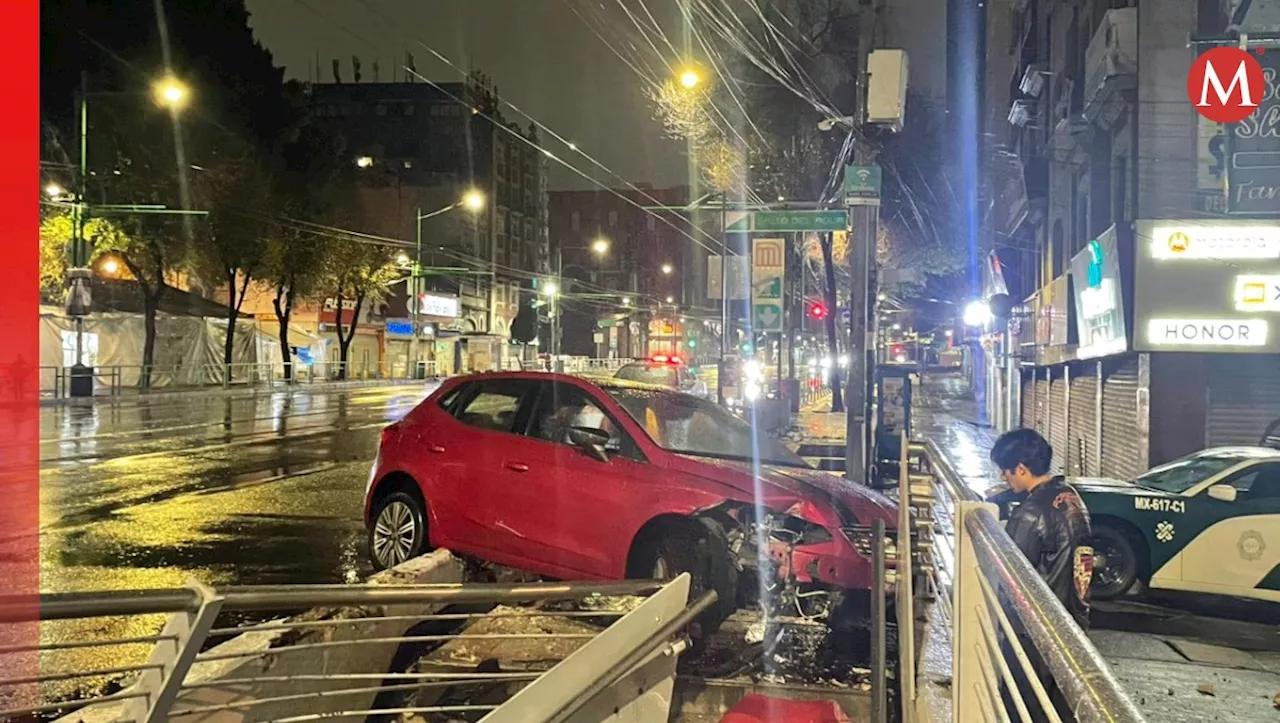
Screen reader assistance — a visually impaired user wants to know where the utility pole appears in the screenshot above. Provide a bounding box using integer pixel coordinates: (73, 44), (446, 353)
(845, 195), (878, 485)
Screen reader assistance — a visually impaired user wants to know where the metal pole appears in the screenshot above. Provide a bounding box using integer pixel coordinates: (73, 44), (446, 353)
(846, 203), (872, 483)
(410, 207), (421, 377)
(718, 193), (729, 405)
(552, 247), (562, 362)
(74, 71), (89, 369)
(870, 517), (887, 723)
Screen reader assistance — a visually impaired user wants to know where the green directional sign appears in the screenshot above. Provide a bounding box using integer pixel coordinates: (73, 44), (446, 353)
(725, 210), (848, 233)
(751, 237), (786, 332)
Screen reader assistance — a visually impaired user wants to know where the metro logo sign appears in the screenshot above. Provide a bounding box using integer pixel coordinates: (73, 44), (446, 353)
(1188, 47), (1265, 123)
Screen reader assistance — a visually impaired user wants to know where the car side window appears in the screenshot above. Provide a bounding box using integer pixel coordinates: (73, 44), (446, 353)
(528, 383), (643, 461)
(453, 380), (532, 433)
(1225, 463), (1280, 500)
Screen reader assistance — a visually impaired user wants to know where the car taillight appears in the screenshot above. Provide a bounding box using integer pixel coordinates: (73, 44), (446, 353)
(651, 355), (669, 363)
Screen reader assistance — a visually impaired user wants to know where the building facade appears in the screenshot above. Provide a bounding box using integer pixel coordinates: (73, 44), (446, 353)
(547, 185), (706, 360)
(307, 73), (550, 372)
(988, 0), (1280, 477)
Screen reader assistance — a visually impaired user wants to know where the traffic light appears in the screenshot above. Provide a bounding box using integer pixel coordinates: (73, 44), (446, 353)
(808, 301), (829, 320)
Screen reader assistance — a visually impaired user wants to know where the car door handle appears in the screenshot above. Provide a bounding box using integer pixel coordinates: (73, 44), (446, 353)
(506, 461), (530, 472)
(428, 444), (446, 454)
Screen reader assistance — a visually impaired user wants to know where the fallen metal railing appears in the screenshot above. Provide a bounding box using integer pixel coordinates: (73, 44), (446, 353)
(896, 434), (1147, 723)
(0, 573), (707, 722)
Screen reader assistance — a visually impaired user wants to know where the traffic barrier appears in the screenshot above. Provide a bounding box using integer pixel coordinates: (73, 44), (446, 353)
(0, 551), (703, 723)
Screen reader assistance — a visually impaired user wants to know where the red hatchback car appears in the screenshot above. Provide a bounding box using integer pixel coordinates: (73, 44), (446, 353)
(364, 372), (897, 622)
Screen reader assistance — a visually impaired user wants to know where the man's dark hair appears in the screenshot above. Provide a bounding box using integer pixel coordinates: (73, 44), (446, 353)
(990, 428), (1054, 476)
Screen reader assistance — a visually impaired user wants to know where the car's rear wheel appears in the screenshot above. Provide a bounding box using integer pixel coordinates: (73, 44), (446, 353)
(1089, 525), (1140, 600)
(369, 491), (427, 571)
(630, 519), (738, 633)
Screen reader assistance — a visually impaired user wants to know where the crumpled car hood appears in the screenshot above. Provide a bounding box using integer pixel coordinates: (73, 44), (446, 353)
(675, 455), (898, 525)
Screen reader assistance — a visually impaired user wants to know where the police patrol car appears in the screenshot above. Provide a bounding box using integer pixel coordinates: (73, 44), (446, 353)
(988, 446), (1280, 602)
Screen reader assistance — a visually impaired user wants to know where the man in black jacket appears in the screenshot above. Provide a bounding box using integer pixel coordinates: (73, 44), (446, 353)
(990, 428), (1094, 720)
(990, 428), (1094, 626)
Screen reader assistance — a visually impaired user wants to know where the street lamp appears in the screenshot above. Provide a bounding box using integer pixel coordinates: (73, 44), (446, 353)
(356, 156), (374, 168)
(45, 182), (65, 199)
(661, 263), (674, 275)
(100, 257), (120, 277)
(543, 281), (559, 297)
(679, 69), (702, 89)
(591, 238), (610, 255)
(621, 296), (632, 307)
(666, 295), (675, 304)
(963, 299), (992, 327)
(152, 75), (190, 110)
(409, 190), (489, 371)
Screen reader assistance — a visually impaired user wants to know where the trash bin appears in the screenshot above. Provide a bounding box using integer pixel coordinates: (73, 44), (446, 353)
(69, 363), (94, 398)
(414, 360), (428, 380)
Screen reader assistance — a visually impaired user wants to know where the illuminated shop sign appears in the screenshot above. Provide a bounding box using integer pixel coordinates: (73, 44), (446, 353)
(1150, 225), (1280, 260)
(1071, 231), (1128, 359)
(1146, 318), (1269, 347)
(415, 293), (459, 318)
(1234, 274), (1280, 311)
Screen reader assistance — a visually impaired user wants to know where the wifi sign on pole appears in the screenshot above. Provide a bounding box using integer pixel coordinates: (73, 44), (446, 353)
(843, 164), (882, 207)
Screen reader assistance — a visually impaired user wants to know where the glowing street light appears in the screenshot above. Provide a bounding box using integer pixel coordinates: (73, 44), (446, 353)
(100, 257), (121, 276)
(963, 299), (992, 327)
(462, 189), (485, 212)
(591, 238), (610, 255)
(543, 281), (559, 297)
(45, 182), (64, 199)
(665, 295), (675, 303)
(661, 263), (674, 275)
(679, 69), (702, 89)
(356, 156), (374, 168)
(152, 75), (190, 110)
(621, 296), (633, 306)
(396, 252), (411, 265)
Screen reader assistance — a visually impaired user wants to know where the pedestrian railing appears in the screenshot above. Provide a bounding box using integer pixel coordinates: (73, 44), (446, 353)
(0, 574), (707, 722)
(893, 435), (1147, 723)
(39, 360), (443, 398)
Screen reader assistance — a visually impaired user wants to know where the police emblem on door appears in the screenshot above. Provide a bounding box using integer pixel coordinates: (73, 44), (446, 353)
(1238, 531), (1265, 562)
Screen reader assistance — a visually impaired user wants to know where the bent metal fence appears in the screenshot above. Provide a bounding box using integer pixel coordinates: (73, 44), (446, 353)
(0, 574), (709, 722)
(893, 435), (1147, 723)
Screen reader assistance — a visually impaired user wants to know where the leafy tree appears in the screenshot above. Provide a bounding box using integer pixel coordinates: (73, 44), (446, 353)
(322, 241), (399, 379)
(262, 225), (329, 382)
(39, 213), (115, 305)
(190, 158), (274, 374)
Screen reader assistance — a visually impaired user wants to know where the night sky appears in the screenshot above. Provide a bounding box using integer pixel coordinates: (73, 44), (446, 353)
(245, 0), (690, 191)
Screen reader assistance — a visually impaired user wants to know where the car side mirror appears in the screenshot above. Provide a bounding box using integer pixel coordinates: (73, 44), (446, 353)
(568, 426), (611, 462)
(1207, 484), (1237, 502)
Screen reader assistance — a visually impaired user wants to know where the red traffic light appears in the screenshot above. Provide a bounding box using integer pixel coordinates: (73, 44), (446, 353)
(808, 302), (829, 320)
(891, 344), (904, 356)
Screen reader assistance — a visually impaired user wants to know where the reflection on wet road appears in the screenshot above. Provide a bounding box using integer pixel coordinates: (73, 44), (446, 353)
(39, 384), (438, 594)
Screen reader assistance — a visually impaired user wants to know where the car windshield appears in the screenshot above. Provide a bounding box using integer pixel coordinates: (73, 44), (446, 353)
(1133, 453), (1247, 493)
(603, 386), (806, 467)
(615, 364), (679, 387)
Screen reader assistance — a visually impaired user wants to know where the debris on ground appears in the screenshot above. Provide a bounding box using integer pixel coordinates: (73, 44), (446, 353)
(1197, 683), (1216, 696)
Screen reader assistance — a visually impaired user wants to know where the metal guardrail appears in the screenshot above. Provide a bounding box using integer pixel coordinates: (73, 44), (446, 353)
(0, 575), (707, 722)
(896, 435), (1147, 723)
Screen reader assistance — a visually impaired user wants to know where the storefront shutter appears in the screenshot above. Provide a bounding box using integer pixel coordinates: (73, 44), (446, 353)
(1101, 356), (1142, 480)
(1206, 354), (1280, 447)
(1068, 363), (1099, 476)
(1035, 372), (1051, 438)
(1049, 368), (1068, 474)
(1021, 371), (1036, 429)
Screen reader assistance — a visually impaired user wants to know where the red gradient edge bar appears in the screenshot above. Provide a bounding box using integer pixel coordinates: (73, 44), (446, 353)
(0, 0), (40, 708)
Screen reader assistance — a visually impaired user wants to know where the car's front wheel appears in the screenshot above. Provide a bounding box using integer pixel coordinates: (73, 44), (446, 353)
(369, 491), (427, 571)
(630, 520), (738, 633)
(1089, 525), (1141, 600)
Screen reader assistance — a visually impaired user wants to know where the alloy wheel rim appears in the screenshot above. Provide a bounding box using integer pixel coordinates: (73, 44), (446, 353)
(372, 501), (417, 567)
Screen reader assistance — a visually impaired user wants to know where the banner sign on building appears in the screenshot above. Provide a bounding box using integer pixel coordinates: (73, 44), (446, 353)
(751, 237), (786, 332)
(1227, 51), (1280, 215)
(1070, 228), (1128, 359)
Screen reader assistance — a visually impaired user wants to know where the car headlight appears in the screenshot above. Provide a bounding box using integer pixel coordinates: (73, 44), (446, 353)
(765, 513), (833, 545)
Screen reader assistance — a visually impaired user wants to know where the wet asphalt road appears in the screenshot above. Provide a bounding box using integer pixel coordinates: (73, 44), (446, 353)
(39, 383), (439, 595)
